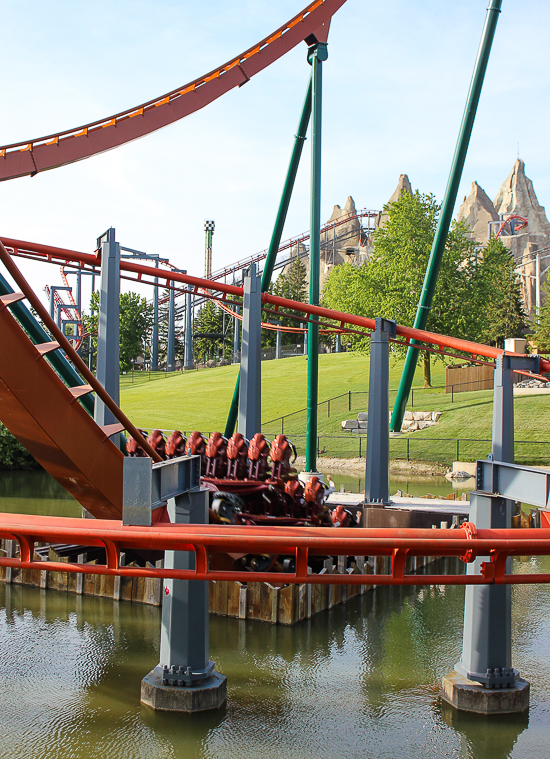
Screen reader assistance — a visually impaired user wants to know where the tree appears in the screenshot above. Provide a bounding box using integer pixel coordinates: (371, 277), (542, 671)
(84, 291), (154, 372)
(477, 237), (528, 348)
(157, 289), (185, 367)
(531, 279), (550, 353)
(193, 299), (225, 363)
(323, 190), (481, 386)
(271, 257), (308, 346)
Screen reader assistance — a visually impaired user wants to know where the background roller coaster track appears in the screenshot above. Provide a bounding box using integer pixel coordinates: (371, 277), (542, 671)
(2, 237), (549, 375)
(0, 0), (347, 182)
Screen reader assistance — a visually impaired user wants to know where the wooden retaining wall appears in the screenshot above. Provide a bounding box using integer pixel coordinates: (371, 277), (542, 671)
(445, 364), (524, 393)
(0, 541), (432, 624)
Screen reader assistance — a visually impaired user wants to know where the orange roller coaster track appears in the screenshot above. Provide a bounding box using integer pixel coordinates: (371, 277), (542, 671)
(3, 236), (550, 375)
(2, 514), (550, 587)
(0, 0), (347, 182)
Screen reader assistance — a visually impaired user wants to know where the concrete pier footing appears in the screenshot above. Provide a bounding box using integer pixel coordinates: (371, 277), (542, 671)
(141, 667), (227, 713)
(441, 671), (529, 715)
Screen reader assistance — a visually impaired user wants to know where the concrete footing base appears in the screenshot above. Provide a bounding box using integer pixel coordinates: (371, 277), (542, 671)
(441, 671), (529, 715)
(141, 669), (227, 713)
(298, 471), (324, 485)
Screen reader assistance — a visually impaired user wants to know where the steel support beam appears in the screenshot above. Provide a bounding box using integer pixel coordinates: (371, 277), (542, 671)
(305, 41), (327, 473)
(184, 285), (193, 370)
(492, 354), (538, 463)
(365, 318), (396, 504)
(159, 487), (214, 684)
(492, 354), (514, 463)
(151, 262), (159, 370)
(238, 264), (262, 439)
(476, 459), (550, 508)
(455, 491), (515, 688)
(276, 326), (282, 360)
(94, 228), (120, 427)
(232, 305), (240, 364)
(390, 0), (503, 432)
(167, 279), (176, 372)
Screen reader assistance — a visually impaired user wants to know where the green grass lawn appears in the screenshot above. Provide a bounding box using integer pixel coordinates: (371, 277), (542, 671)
(119, 353), (550, 465)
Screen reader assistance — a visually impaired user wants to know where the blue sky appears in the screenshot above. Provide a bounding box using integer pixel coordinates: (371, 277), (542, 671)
(1, 0), (549, 303)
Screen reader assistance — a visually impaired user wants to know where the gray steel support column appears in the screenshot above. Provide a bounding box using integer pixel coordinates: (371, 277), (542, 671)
(455, 491), (514, 687)
(158, 487), (214, 683)
(94, 228), (120, 427)
(151, 264), (159, 371)
(275, 327), (282, 360)
(365, 318), (396, 504)
(167, 282), (176, 372)
(184, 286), (193, 370)
(238, 264), (261, 439)
(303, 326), (308, 355)
(492, 354), (514, 463)
(232, 306), (240, 364)
(335, 333), (341, 353)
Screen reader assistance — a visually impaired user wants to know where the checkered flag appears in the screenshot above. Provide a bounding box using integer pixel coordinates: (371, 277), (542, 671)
(204, 220), (215, 232)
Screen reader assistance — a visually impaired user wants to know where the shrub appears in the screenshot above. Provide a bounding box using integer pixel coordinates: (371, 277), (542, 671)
(0, 424), (39, 470)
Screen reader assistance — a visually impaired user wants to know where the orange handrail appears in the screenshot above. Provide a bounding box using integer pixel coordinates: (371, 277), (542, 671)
(2, 513), (550, 586)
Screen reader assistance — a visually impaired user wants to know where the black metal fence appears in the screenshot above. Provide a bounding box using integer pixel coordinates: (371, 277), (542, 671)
(262, 381), (496, 437)
(260, 435), (550, 466)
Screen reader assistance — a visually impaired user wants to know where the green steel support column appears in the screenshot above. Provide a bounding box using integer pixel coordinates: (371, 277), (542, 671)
(390, 0), (502, 433)
(224, 75), (313, 438)
(305, 42), (327, 472)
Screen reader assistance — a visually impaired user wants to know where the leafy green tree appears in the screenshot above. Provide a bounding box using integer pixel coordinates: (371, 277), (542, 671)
(85, 291), (154, 372)
(271, 257), (308, 346)
(323, 191), (481, 386)
(0, 423), (38, 469)
(193, 299), (225, 363)
(531, 279), (550, 353)
(477, 237), (528, 348)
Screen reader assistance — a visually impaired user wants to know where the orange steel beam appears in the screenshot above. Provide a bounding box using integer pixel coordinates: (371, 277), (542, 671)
(0, 0), (346, 181)
(2, 514), (550, 585)
(4, 237), (548, 374)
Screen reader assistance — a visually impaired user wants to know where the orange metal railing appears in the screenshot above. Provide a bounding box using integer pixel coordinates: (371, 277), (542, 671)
(1, 513), (550, 586)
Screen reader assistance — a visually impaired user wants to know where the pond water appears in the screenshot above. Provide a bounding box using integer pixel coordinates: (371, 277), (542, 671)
(328, 471), (472, 500)
(0, 562), (549, 758)
(0, 471), (549, 758)
(0, 469), (470, 522)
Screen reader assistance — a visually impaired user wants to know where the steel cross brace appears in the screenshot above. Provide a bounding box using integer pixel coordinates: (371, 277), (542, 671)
(476, 458), (550, 509)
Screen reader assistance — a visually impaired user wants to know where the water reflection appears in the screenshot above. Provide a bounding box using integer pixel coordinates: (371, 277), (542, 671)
(0, 567), (547, 758)
(0, 469), (80, 517)
(0, 476), (549, 757)
(329, 470), (471, 500)
(439, 701), (529, 759)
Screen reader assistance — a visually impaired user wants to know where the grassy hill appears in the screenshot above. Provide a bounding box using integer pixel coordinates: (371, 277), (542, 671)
(119, 353), (550, 465)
